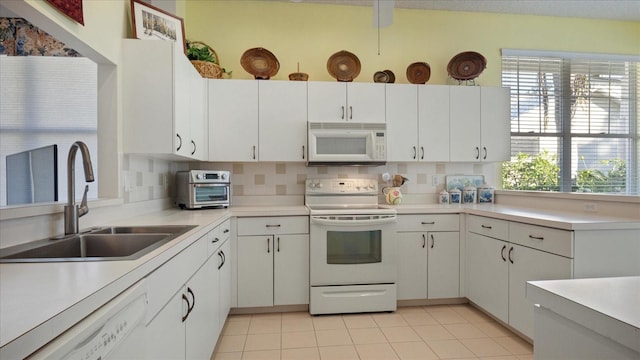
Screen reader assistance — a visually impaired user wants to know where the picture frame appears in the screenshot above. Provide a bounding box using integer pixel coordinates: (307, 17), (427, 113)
(130, 0), (186, 54)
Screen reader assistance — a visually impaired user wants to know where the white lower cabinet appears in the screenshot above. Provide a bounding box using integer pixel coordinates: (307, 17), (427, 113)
(145, 220), (231, 360)
(396, 214), (460, 300)
(466, 215), (572, 339)
(236, 217), (309, 308)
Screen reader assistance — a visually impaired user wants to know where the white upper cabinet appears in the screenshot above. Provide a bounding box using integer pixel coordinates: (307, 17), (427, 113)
(449, 86), (510, 162)
(259, 81), (308, 161)
(308, 82), (385, 123)
(386, 84), (418, 161)
(419, 85), (450, 162)
(208, 79), (259, 162)
(122, 39), (206, 160)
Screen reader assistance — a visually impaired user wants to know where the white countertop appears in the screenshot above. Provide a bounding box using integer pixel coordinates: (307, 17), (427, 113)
(526, 276), (640, 352)
(0, 203), (637, 358)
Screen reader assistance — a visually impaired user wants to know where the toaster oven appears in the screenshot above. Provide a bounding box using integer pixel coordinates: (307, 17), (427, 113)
(175, 170), (230, 209)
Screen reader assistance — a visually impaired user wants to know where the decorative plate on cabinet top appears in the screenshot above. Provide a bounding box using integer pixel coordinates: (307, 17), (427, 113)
(406, 62), (431, 84)
(327, 50), (361, 82)
(240, 47), (280, 79)
(373, 69), (395, 83)
(447, 51), (486, 81)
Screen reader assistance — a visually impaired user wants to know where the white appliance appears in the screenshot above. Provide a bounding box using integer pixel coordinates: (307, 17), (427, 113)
(307, 122), (387, 166)
(306, 178), (397, 315)
(27, 280), (148, 360)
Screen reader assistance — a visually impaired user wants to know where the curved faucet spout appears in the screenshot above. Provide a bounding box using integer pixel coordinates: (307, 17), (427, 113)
(65, 141), (95, 235)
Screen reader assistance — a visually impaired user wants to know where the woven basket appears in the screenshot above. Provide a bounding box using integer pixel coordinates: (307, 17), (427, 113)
(188, 41), (223, 79)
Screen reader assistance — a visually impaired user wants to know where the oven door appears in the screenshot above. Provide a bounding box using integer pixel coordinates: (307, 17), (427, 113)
(310, 214), (397, 286)
(191, 183), (230, 207)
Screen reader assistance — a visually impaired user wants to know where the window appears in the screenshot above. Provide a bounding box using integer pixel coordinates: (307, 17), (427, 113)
(501, 50), (639, 195)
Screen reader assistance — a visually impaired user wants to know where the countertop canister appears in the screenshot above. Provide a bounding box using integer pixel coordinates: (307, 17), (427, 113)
(463, 186), (477, 204)
(450, 188), (461, 204)
(478, 183), (495, 203)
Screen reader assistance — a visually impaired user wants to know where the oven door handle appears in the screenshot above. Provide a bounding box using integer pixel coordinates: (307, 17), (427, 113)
(310, 215), (396, 226)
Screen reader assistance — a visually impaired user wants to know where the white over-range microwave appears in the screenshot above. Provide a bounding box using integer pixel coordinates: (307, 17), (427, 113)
(307, 122), (387, 166)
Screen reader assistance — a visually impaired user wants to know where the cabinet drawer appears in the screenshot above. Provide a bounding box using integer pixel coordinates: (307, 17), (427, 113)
(208, 219), (231, 256)
(509, 222), (573, 258)
(397, 214), (459, 232)
(467, 215), (508, 240)
(237, 216), (309, 235)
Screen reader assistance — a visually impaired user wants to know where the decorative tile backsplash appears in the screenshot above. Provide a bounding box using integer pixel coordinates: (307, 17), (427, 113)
(121, 154), (186, 203)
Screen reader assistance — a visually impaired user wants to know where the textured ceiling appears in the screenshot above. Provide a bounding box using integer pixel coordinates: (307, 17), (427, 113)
(273, 0), (640, 21)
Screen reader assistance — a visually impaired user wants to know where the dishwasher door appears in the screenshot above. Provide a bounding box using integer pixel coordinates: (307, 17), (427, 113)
(27, 280), (148, 360)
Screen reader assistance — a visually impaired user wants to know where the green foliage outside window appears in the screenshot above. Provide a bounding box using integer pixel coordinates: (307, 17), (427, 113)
(575, 158), (627, 193)
(502, 151), (560, 191)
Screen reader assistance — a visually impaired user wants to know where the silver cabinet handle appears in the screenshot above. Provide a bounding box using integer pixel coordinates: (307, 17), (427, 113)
(422, 234), (426, 248)
(430, 234), (435, 248)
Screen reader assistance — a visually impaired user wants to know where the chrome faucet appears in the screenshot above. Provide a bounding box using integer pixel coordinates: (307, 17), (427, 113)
(64, 141), (95, 235)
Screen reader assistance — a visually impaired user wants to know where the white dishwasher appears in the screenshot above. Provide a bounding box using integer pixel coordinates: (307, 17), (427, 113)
(27, 280), (148, 360)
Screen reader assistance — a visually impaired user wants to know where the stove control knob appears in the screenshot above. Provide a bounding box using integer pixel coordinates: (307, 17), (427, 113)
(220, 172), (227, 180)
(317, 183), (323, 189)
(196, 173), (203, 180)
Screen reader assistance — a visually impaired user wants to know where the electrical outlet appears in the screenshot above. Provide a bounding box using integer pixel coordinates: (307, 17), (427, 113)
(432, 175), (439, 186)
(583, 202), (597, 212)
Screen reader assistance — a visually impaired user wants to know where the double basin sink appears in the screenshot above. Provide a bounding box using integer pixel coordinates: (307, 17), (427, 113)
(0, 225), (196, 263)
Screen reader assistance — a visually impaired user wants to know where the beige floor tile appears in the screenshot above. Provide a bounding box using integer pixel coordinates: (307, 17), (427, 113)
(212, 351), (242, 360)
(282, 317), (314, 332)
(449, 304), (494, 323)
(241, 349), (280, 360)
(372, 313), (409, 327)
(425, 306), (468, 325)
(281, 330), (317, 349)
(282, 311), (312, 319)
(244, 333), (281, 351)
(516, 354), (534, 360)
(493, 336), (534, 355)
(348, 327), (388, 344)
(390, 341), (439, 360)
(412, 324), (456, 342)
(223, 320), (251, 335)
(461, 337), (511, 357)
(426, 339), (476, 359)
(217, 335), (247, 353)
(227, 314), (252, 323)
(316, 328), (354, 346)
(313, 315), (346, 330)
(395, 306), (427, 315)
(282, 347), (321, 360)
(248, 317), (282, 334)
(355, 343), (400, 360)
(474, 321), (515, 338)
(478, 356), (520, 360)
(400, 312), (439, 326)
(342, 313), (378, 329)
(250, 313), (282, 320)
(444, 323), (489, 339)
(318, 345), (360, 360)
(380, 326), (422, 343)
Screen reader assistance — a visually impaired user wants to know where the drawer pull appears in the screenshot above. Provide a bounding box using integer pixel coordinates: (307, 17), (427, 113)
(481, 224), (493, 229)
(508, 246), (514, 264)
(266, 224), (281, 228)
(223, 229), (230, 234)
(212, 237), (220, 243)
(528, 235), (544, 240)
(267, 238), (270, 253)
(501, 245), (507, 261)
(430, 234), (435, 249)
(421, 221), (435, 225)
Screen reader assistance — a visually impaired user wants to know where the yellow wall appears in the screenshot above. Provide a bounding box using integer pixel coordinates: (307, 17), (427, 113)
(185, 1), (640, 86)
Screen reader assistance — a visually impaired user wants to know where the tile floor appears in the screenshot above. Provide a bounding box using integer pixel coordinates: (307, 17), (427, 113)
(211, 304), (533, 360)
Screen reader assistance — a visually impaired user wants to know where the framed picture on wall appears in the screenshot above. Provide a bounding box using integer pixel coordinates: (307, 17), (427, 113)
(130, 0), (186, 54)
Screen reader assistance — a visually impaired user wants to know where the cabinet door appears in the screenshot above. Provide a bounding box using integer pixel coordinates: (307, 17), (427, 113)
(185, 260), (218, 360)
(449, 86), (481, 161)
(508, 244), (572, 339)
(419, 85), (450, 162)
(208, 79), (259, 161)
(237, 235), (274, 307)
(386, 84), (419, 162)
(396, 232), (428, 300)
(145, 289), (187, 360)
(173, 45), (193, 158)
(308, 81), (347, 122)
(274, 234), (309, 305)
(218, 239), (232, 332)
(346, 82), (386, 123)
(466, 232), (508, 322)
(427, 232), (460, 299)
(480, 87), (511, 162)
(259, 81), (308, 161)
(189, 74), (207, 160)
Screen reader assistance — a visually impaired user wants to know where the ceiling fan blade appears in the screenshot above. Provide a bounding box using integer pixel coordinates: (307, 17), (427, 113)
(373, 0), (394, 28)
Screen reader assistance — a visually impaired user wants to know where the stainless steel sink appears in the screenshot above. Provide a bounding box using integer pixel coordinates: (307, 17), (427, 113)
(0, 225), (196, 263)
